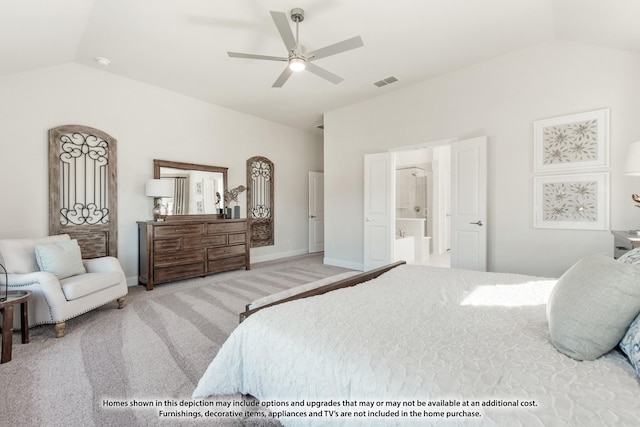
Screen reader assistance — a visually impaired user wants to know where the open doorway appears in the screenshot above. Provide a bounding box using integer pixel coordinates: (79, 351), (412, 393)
(364, 136), (486, 272)
(394, 146), (451, 267)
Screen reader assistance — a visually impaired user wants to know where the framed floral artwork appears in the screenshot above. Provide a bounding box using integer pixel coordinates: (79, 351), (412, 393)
(533, 172), (609, 230)
(533, 109), (609, 173)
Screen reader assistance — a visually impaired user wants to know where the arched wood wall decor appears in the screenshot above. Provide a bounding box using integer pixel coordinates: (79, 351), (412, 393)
(246, 156), (274, 247)
(49, 125), (117, 258)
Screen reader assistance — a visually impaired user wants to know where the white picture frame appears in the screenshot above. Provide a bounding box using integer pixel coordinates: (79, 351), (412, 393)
(533, 172), (609, 230)
(533, 109), (609, 173)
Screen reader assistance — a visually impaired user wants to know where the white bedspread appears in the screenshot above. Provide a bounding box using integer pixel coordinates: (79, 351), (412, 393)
(193, 265), (640, 426)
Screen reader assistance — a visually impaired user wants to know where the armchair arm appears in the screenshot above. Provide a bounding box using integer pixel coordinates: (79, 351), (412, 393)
(83, 256), (125, 275)
(2, 271), (68, 307)
(3, 271), (57, 287)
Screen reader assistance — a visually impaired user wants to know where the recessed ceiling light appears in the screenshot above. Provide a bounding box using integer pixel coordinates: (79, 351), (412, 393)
(95, 57), (111, 67)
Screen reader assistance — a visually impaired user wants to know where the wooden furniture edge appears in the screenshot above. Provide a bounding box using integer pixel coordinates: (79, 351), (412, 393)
(239, 261), (406, 323)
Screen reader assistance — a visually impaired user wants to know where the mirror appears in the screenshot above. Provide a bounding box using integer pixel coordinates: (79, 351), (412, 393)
(153, 159), (227, 220)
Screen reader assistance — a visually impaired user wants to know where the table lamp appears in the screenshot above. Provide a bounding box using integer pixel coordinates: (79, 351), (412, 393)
(145, 179), (174, 221)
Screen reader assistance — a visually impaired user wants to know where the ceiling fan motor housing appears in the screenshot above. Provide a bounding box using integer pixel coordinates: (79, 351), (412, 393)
(290, 8), (304, 23)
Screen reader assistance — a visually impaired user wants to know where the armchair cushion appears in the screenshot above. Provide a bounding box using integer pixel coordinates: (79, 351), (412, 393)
(35, 239), (86, 279)
(0, 234), (70, 274)
(60, 272), (122, 301)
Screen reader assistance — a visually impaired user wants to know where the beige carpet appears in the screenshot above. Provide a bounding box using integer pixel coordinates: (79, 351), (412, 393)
(0, 253), (353, 427)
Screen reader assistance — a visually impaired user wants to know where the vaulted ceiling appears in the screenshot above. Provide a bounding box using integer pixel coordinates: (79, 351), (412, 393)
(1, 0), (638, 133)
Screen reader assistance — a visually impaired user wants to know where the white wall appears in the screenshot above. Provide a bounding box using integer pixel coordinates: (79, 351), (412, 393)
(0, 63), (322, 282)
(324, 40), (640, 277)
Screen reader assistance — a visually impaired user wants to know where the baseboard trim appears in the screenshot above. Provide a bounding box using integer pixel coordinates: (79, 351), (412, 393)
(323, 257), (363, 271)
(251, 248), (309, 264)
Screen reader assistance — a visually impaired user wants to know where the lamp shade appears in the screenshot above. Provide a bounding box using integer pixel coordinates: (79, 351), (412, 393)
(145, 179), (174, 197)
(624, 141), (640, 176)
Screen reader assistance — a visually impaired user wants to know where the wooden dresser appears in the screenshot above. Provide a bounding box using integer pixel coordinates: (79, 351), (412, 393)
(137, 219), (250, 290)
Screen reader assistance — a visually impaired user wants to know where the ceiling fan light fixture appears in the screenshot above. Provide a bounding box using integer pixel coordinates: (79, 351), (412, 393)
(289, 57), (306, 72)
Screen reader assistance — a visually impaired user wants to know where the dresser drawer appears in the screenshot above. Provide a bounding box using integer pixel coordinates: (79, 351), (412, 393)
(154, 262), (205, 283)
(183, 235), (227, 249)
(208, 244), (245, 259)
(154, 224), (204, 237)
(228, 233), (246, 244)
(153, 238), (181, 253)
(208, 255), (246, 273)
(207, 222), (246, 234)
(154, 249), (204, 267)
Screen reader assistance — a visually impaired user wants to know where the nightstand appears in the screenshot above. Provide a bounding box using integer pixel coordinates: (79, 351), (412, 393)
(611, 230), (640, 259)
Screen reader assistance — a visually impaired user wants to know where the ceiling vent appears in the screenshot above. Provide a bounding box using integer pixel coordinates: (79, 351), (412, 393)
(374, 76), (399, 87)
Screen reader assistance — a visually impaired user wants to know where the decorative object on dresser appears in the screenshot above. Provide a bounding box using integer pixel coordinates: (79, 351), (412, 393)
(225, 185), (246, 219)
(246, 156), (274, 247)
(49, 125), (118, 258)
(137, 219), (250, 291)
(145, 179), (174, 221)
(0, 234), (127, 338)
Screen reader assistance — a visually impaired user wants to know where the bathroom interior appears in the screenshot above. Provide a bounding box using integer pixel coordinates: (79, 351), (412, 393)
(395, 146), (451, 267)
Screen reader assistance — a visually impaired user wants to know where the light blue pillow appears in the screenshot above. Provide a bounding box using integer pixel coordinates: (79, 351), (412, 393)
(618, 247), (640, 264)
(35, 239), (86, 279)
(620, 314), (640, 378)
(547, 255), (640, 361)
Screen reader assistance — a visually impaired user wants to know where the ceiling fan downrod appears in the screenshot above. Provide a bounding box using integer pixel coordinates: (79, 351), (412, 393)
(291, 8), (304, 53)
(289, 8), (306, 71)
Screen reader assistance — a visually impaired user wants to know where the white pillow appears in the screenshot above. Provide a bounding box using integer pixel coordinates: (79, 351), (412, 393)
(35, 239), (86, 279)
(547, 255), (640, 361)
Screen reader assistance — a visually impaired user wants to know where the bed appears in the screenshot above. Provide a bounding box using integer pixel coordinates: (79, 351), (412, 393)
(193, 256), (640, 426)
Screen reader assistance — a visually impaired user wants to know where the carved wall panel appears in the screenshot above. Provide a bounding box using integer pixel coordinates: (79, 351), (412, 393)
(49, 125), (117, 258)
(246, 156), (274, 247)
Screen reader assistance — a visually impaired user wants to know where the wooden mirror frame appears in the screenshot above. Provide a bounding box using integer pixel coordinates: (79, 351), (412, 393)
(153, 159), (228, 221)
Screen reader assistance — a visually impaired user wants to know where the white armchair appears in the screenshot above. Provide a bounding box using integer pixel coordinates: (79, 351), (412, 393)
(0, 234), (128, 337)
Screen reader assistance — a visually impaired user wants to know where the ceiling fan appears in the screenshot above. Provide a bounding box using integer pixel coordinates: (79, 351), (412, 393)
(227, 7), (364, 88)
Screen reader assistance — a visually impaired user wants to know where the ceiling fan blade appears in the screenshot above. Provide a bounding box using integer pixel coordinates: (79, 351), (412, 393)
(305, 62), (343, 84)
(272, 67), (294, 88)
(228, 51), (287, 61)
(270, 11), (297, 53)
(307, 36), (364, 61)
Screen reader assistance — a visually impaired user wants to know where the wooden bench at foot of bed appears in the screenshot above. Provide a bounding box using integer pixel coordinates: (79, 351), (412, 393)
(239, 261), (406, 322)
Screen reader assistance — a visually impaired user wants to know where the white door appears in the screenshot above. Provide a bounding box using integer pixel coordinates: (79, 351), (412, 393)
(450, 137), (487, 271)
(308, 171), (324, 253)
(363, 152), (395, 271)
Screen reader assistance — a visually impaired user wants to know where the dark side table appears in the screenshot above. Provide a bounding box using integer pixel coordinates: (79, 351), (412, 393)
(0, 290), (31, 364)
